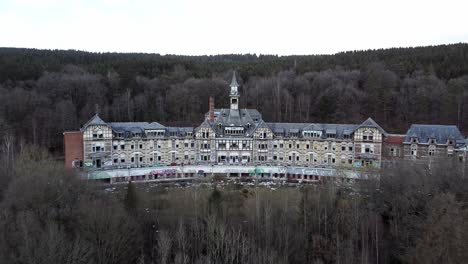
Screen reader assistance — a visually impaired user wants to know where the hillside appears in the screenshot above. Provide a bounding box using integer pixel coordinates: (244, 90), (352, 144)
(0, 44), (467, 152)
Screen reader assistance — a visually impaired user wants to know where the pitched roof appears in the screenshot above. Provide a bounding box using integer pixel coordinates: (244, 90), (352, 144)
(355, 117), (387, 135)
(384, 134), (406, 144)
(83, 114), (107, 128)
(108, 122), (165, 132)
(266, 122), (359, 139)
(403, 124), (465, 145)
(195, 119), (213, 132)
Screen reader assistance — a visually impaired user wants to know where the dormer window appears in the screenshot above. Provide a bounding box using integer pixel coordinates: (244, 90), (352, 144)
(246, 123), (251, 129)
(429, 139), (435, 144)
(412, 138), (418, 143)
(428, 145), (436, 156)
(411, 144), (418, 156)
(218, 123), (222, 130)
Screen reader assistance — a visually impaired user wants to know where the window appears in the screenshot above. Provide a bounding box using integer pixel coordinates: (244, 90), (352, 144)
(349, 146), (353, 151)
(411, 144), (417, 156)
(139, 144), (143, 149)
(201, 143), (210, 149)
(341, 146), (346, 151)
(363, 131), (373, 141)
(92, 145), (104, 152)
(113, 158), (118, 164)
(218, 141), (226, 149)
(121, 159), (125, 163)
(390, 148), (400, 157)
(131, 145), (134, 150)
(428, 146), (436, 156)
(364, 144), (373, 154)
(113, 145), (117, 150)
(121, 145), (125, 150)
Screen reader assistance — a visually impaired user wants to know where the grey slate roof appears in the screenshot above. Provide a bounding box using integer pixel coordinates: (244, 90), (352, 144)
(355, 117), (387, 135)
(403, 124), (465, 146)
(266, 123), (310, 136)
(166, 127), (195, 136)
(266, 122), (359, 139)
(108, 122), (165, 132)
(212, 108), (263, 136)
(230, 71), (239, 87)
(195, 119), (214, 132)
(83, 114), (107, 128)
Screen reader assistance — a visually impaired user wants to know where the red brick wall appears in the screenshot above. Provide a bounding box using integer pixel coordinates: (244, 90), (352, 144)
(63, 131), (83, 169)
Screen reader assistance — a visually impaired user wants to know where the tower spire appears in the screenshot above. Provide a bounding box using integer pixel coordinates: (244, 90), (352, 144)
(229, 71), (239, 109)
(230, 71), (239, 88)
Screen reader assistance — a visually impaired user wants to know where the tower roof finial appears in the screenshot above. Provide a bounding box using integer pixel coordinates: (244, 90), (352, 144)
(230, 71), (239, 87)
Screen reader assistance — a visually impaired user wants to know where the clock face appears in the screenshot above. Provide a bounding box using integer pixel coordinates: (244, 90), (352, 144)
(231, 87), (237, 94)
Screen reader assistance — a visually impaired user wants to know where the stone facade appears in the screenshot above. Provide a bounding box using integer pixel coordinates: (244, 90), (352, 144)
(65, 73), (466, 170)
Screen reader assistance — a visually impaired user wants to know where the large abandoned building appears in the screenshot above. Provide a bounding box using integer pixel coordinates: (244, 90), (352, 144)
(64, 73), (467, 172)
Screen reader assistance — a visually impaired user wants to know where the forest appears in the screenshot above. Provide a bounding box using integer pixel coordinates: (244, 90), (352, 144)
(0, 44), (467, 155)
(1, 44), (468, 263)
(0, 141), (467, 263)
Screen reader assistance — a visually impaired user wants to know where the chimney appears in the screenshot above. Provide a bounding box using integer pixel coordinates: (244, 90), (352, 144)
(209, 96), (214, 122)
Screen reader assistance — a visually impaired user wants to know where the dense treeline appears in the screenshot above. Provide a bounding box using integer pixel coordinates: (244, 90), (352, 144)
(0, 44), (467, 154)
(0, 139), (467, 263)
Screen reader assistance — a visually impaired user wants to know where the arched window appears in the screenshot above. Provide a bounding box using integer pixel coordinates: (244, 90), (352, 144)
(411, 144), (418, 157)
(428, 145), (436, 156)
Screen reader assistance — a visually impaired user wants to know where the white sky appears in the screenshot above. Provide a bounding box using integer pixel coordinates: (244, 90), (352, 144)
(1, 0), (468, 56)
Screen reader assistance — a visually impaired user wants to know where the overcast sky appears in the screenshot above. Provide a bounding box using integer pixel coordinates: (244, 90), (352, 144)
(1, 0), (468, 56)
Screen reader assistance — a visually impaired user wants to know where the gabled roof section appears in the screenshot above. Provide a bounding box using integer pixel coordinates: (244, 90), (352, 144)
(252, 120), (272, 134)
(403, 124), (465, 146)
(195, 119), (213, 132)
(83, 114), (107, 129)
(355, 117), (387, 135)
